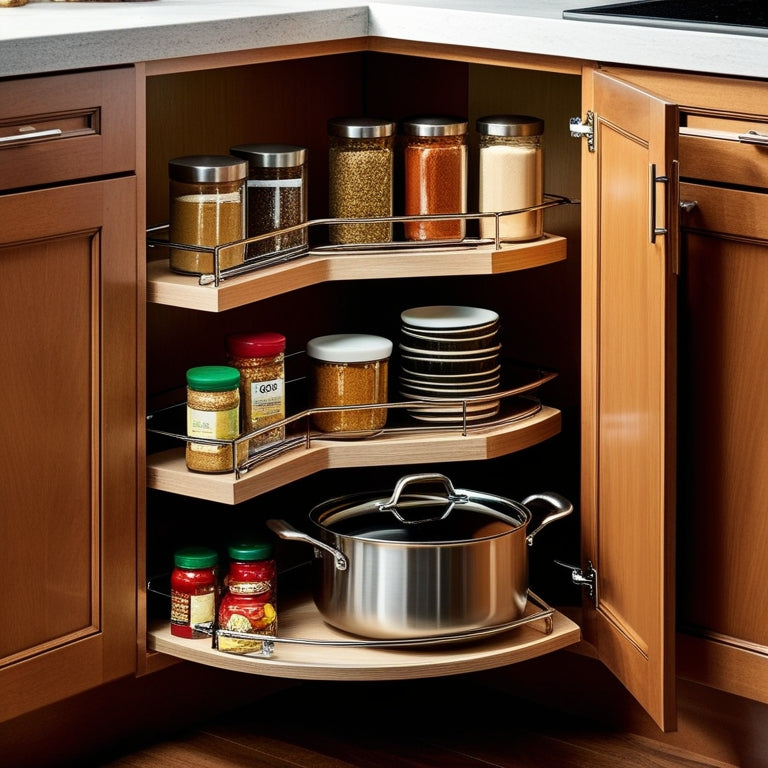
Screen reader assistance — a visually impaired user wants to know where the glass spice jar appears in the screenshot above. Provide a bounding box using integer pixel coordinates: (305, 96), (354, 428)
(306, 333), (393, 433)
(170, 546), (218, 639)
(327, 117), (395, 245)
(186, 365), (247, 473)
(226, 332), (286, 454)
(217, 541), (277, 655)
(168, 155), (247, 275)
(402, 116), (468, 242)
(477, 115), (544, 243)
(229, 144), (308, 260)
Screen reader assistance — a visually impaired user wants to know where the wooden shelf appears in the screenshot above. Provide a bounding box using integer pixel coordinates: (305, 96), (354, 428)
(147, 404), (561, 504)
(147, 593), (581, 681)
(147, 235), (567, 312)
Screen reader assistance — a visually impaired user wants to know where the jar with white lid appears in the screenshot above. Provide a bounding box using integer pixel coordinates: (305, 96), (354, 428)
(168, 155), (248, 274)
(402, 116), (468, 242)
(306, 334), (393, 433)
(477, 115), (544, 243)
(327, 117), (395, 245)
(229, 143), (308, 260)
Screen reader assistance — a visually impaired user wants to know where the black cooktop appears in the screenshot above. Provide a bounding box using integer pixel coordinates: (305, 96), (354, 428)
(564, 1), (768, 37)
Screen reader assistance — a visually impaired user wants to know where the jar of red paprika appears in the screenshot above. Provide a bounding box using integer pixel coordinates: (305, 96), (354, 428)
(217, 541), (277, 654)
(402, 115), (468, 242)
(170, 546), (218, 639)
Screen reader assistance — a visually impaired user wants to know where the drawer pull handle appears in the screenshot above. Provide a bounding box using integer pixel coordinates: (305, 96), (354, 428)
(0, 127), (63, 145)
(738, 129), (768, 146)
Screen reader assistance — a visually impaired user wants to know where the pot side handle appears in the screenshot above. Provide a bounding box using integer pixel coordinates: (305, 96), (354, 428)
(521, 493), (573, 546)
(265, 518), (348, 571)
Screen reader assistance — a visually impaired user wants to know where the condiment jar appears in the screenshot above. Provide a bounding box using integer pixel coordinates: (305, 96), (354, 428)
(170, 546), (218, 639)
(402, 116), (468, 242)
(217, 541), (277, 655)
(226, 332), (286, 454)
(477, 115), (544, 243)
(229, 144), (308, 260)
(168, 155), (247, 275)
(306, 333), (393, 433)
(185, 365), (247, 473)
(327, 117), (395, 245)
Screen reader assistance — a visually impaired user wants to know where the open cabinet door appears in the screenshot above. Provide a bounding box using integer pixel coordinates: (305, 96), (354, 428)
(580, 68), (679, 731)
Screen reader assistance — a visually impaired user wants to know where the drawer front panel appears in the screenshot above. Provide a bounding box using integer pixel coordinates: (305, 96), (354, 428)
(0, 67), (136, 190)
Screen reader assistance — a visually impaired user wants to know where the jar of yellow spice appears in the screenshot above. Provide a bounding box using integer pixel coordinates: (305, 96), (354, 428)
(186, 365), (248, 473)
(168, 155), (247, 275)
(306, 334), (393, 433)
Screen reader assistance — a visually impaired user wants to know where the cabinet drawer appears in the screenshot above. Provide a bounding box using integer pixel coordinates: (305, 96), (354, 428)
(0, 67), (136, 191)
(680, 114), (768, 188)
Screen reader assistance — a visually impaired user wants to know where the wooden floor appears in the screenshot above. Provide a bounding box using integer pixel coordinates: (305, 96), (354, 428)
(97, 677), (735, 768)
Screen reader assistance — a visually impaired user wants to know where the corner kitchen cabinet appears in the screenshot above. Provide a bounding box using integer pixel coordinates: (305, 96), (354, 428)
(0, 68), (141, 722)
(140, 45), (686, 733)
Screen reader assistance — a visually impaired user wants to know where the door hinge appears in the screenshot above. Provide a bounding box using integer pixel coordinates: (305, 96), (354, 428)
(554, 559), (599, 607)
(569, 111), (595, 152)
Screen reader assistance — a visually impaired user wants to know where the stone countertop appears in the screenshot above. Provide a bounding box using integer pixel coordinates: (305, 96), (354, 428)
(0, 0), (766, 80)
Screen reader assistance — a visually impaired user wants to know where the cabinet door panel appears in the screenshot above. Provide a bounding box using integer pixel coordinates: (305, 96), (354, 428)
(581, 70), (678, 730)
(0, 177), (138, 721)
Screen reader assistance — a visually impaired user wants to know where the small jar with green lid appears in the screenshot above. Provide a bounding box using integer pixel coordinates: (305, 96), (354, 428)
(217, 540), (277, 655)
(328, 117), (395, 245)
(186, 365), (247, 473)
(170, 546), (218, 639)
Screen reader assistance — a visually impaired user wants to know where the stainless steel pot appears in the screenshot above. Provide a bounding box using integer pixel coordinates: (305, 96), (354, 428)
(267, 472), (572, 640)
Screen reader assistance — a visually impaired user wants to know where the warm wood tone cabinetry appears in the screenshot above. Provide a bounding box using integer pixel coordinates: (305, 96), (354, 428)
(0, 68), (140, 722)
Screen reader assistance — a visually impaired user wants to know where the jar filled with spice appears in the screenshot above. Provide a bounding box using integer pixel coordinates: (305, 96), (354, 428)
(170, 546), (218, 639)
(217, 540), (277, 655)
(186, 365), (247, 473)
(327, 117), (395, 245)
(226, 332), (286, 454)
(229, 143), (308, 260)
(402, 116), (468, 242)
(168, 155), (247, 275)
(306, 333), (393, 433)
(477, 115), (544, 242)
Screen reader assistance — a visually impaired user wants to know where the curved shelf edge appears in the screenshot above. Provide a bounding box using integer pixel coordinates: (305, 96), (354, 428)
(146, 405), (561, 504)
(147, 598), (580, 681)
(147, 234), (567, 312)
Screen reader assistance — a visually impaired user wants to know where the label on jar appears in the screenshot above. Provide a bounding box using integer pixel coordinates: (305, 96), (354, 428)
(170, 589), (215, 638)
(187, 406), (239, 441)
(249, 377), (284, 422)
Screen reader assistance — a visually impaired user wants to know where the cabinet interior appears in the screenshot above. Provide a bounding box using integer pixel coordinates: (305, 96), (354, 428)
(143, 52), (584, 646)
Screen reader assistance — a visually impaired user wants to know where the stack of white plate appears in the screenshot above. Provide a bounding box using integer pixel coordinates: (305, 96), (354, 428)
(398, 305), (502, 422)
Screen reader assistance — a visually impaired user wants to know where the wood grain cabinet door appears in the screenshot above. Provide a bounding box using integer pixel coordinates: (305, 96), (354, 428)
(580, 69), (679, 731)
(0, 176), (139, 721)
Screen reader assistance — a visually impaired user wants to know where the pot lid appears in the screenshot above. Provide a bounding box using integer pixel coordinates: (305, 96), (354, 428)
(310, 473), (530, 544)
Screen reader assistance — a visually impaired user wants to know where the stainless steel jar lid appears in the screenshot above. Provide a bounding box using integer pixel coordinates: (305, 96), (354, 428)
(327, 117), (395, 139)
(230, 143), (307, 168)
(401, 115), (468, 137)
(476, 114), (544, 137)
(168, 155), (248, 183)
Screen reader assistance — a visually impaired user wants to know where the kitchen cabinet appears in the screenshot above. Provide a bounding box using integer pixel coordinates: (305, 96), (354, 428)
(0, 68), (141, 722)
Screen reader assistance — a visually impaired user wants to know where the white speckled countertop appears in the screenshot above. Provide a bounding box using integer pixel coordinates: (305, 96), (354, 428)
(0, 0), (766, 80)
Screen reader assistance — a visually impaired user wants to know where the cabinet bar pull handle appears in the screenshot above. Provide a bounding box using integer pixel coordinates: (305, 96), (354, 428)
(0, 127), (63, 144)
(738, 129), (768, 146)
(649, 163), (669, 244)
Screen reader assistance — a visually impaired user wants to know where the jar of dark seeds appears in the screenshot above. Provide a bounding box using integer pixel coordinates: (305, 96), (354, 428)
(229, 144), (308, 260)
(226, 332), (286, 454)
(306, 334), (393, 433)
(168, 155), (247, 275)
(186, 365), (247, 473)
(328, 117), (395, 245)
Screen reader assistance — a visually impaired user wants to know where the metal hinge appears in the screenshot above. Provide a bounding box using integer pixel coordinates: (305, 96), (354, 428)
(569, 111), (595, 152)
(554, 559), (599, 607)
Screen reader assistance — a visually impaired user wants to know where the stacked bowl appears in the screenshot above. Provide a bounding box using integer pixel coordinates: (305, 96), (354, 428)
(398, 305), (502, 423)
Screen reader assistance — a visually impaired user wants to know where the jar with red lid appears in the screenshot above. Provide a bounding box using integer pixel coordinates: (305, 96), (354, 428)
(217, 541), (277, 655)
(226, 332), (286, 454)
(170, 546), (218, 639)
